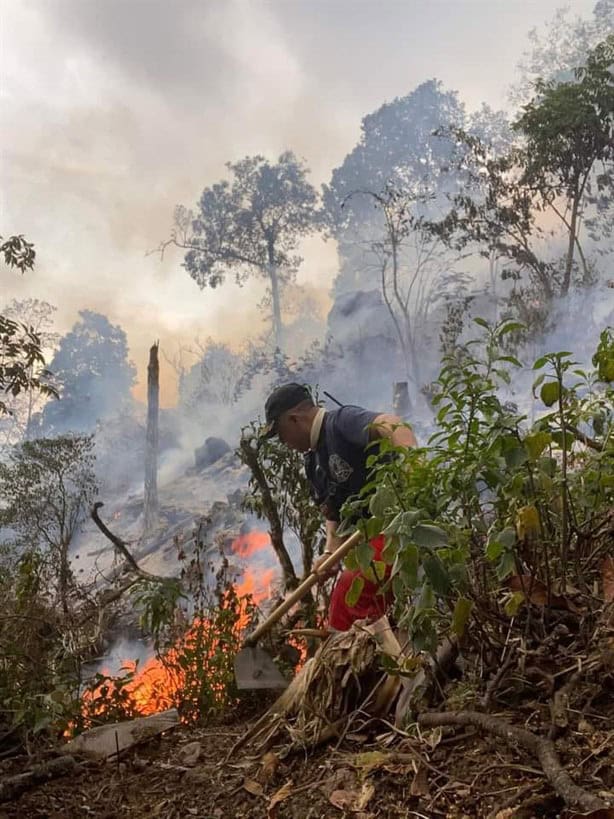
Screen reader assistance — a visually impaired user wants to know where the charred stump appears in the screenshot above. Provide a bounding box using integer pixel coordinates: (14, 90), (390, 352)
(144, 341), (159, 535)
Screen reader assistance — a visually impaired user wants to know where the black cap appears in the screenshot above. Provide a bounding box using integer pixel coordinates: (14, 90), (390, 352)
(261, 383), (313, 438)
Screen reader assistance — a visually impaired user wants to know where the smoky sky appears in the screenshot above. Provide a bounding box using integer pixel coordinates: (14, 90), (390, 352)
(1, 0), (597, 404)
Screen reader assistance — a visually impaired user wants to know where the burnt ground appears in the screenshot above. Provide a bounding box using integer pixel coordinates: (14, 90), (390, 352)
(2, 693), (612, 819)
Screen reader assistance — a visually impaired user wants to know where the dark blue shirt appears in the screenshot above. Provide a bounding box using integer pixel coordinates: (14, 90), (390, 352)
(304, 406), (379, 522)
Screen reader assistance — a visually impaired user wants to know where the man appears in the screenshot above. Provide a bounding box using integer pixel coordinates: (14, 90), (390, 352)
(262, 383), (417, 631)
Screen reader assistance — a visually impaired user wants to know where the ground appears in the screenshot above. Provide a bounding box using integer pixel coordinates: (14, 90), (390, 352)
(3, 692), (612, 819)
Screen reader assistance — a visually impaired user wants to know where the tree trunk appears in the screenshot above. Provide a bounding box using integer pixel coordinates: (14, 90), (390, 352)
(268, 263), (283, 348)
(562, 179), (580, 296)
(144, 342), (159, 536)
(59, 538), (70, 615)
(238, 437), (298, 591)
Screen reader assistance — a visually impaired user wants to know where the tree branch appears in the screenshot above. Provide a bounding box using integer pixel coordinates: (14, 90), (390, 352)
(417, 710), (606, 812)
(90, 502), (175, 586)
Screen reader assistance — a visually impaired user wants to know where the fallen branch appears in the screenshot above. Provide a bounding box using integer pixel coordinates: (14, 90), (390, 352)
(91, 502), (175, 586)
(0, 755), (78, 803)
(417, 710), (606, 812)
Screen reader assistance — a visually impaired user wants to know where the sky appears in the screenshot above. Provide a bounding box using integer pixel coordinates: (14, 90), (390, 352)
(1, 0), (597, 404)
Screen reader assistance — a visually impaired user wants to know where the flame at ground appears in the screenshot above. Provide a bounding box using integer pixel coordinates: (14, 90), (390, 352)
(78, 566), (282, 726)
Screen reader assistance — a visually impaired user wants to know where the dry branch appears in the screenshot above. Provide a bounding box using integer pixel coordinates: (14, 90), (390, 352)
(417, 710), (607, 812)
(91, 502), (174, 585)
(0, 755), (78, 803)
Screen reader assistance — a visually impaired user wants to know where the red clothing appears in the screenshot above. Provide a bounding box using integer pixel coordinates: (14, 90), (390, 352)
(328, 534), (392, 631)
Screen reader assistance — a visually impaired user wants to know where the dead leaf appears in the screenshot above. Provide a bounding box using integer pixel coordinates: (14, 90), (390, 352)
(507, 574), (580, 612)
(267, 779), (294, 818)
(516, 505), (540, 539)
(602, 557), (614, 603)
(562, 811), (614, 818)
(329, 782), (375, 812)
(409, 763), (429, 796)
(242, 778), (264, 797)
(259, 751), (279, 783)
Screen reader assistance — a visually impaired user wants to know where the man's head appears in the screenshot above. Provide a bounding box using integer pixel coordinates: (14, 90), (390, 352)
(262, 382), (318, 452)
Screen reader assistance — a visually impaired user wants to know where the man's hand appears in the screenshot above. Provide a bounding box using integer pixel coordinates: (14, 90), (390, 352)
(313, 526), (343, 581)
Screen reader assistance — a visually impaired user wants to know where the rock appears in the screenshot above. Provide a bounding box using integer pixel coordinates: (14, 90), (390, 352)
(176, 740), (202, 767)
(194, 437), (231, 471)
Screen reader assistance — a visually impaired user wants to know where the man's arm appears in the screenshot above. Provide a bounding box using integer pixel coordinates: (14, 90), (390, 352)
(323, 519), (341, 554)
(370, 413), (417, 448)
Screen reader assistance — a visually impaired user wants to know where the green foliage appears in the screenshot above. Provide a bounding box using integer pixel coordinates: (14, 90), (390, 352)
(1, 234), (35, 273)
(1, 235), (58, 417)
(430, 37), (614, 336)
(0, 435), (97, 611)
(0, 435), (101, 746)
(344, 319), (614, 654)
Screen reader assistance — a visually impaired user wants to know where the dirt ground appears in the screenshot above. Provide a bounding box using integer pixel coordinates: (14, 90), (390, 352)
(2, 694), (612, 819)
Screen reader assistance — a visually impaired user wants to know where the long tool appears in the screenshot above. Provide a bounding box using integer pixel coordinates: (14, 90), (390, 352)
(233, 528), (364, 689)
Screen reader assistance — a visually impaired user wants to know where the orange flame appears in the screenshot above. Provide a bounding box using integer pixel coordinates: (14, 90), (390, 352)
(76, 534), (290, 726)
(235, 566), (276, 606)
(231, 530), (271, 558)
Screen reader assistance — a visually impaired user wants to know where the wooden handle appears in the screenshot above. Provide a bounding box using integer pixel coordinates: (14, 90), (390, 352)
(243, 528), (363, 648)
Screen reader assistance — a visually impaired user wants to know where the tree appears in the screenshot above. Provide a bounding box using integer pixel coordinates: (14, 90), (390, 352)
(1, 235), (57, 419)
(165, 152), (320, 346)
(323, 80), (468, 294)
(0, 435), (97, 614)
(513, 35), (614, 295)
(510, 0), (614, 105)
(39, 310), (136, 435)
(430, 37), (614, 330)
(174, 338), (245, 410)
(348, 183), (470, 386)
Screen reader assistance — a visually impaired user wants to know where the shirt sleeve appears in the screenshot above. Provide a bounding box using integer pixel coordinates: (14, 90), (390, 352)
(333, 406), (379, 449)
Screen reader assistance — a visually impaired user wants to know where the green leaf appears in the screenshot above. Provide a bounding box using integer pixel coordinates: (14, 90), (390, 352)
(383, 509), (422, 536)
(452, 597), (473, 636)
(362, 560), (388, 584)
(499, 354), (522, 367)
(381, 537), (397, 565)
(473, 317), (489, 329)
(411, 523), (448, 549)
(345, 575), (365, 608)
(365, 516), (383, 539)
(416, 581), (435, 611)
(355, 539), (375, 573)
(540, 381), (560, 407)
(369, 484), (397, 518)
(344, 550), (359, 572)
(524, 431), (552, 460)
(504, 591), (525, 617)
(533, 356), (549, 370)
(498, 321), (524, 338)
(399, 544), (419, 588)
(485, 538), (503, 561)
(503, 442), (527, 468)
(496, 550), (516, 581)
(423, 554), (451, 595)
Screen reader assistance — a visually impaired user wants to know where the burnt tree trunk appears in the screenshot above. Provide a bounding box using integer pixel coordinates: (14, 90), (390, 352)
(144, 342), (159, 535)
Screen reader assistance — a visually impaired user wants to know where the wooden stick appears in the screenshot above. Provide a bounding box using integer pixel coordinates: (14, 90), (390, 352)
(243, 529), (363, 647)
